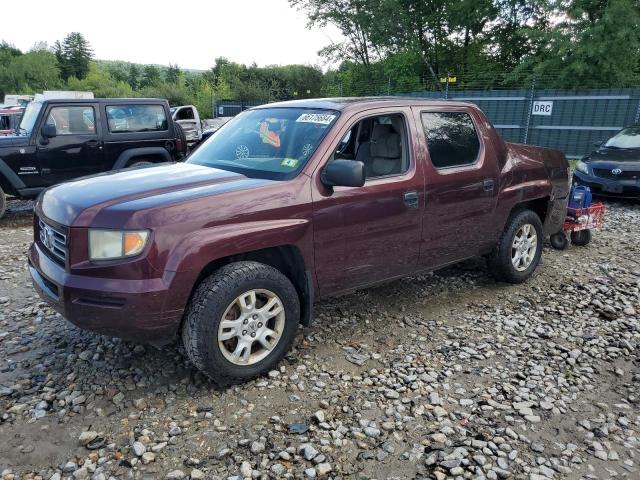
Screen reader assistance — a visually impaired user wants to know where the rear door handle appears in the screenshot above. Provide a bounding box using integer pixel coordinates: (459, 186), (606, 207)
(403, 191), (419, 209)
(483, 178), (495, 192)
(86, 140), (99, 148)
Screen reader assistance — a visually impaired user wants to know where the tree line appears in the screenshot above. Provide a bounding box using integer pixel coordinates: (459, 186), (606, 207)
(292, 0), (640, 91)
(0, 33), (324, 118)
(1, 2), (639, 118)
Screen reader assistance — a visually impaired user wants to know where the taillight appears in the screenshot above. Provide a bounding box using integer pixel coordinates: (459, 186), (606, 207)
(176, 137), (184, 152)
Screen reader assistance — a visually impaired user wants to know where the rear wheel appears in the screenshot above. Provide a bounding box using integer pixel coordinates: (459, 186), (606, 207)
(487, 209), (543, 283)
(182, 261), (300, 384)
(174, 122), (187, 158)
(0, 186), (6, 220)
(570, 229), (592, 246)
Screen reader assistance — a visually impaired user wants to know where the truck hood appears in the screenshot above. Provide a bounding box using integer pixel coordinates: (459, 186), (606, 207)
(38, 163), (275, 227)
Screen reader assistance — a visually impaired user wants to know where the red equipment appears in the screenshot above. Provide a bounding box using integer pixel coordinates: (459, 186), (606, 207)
(550, 202), (605, 249)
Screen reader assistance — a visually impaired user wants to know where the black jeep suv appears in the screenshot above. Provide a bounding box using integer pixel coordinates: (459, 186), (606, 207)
(0, 98), (186, 219)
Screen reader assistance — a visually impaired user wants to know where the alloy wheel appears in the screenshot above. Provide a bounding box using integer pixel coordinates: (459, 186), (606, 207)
(217, 289), (285, 366)
(511, 223), (538, 272)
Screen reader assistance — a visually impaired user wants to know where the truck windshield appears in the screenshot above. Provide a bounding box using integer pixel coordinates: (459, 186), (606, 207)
(18, 102), (42, 135)
(604, 126), (640, 149)
(187, 108), (339, 180)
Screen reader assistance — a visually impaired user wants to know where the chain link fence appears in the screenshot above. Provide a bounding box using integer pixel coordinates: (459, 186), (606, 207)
(214, 73), (640, 158)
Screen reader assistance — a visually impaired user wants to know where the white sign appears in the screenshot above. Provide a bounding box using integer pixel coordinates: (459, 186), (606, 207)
(296, 113), (336, 125)
(532, 101), (553, 116)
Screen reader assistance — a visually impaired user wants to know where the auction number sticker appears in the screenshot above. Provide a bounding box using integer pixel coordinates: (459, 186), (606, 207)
(296, 113), (336, 125)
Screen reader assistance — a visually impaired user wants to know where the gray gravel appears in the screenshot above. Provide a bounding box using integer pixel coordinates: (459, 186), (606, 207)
(0, 200), (639, 480)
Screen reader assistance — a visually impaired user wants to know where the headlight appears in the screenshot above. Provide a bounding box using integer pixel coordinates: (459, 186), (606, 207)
(89, 229), (150, 261)
(575, 160), (589, 174)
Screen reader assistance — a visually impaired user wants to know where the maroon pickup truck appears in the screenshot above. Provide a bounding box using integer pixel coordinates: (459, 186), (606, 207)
(29, 98), (569, 383)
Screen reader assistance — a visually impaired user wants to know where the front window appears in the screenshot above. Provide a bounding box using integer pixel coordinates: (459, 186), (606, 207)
(45, 106), (96, 135)
(604, 126), (640, 149)
(18, 102), (42, 135)
(187, 108), (339, 180)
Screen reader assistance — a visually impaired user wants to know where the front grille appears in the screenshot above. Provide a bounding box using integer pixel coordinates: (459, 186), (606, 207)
(593, 168), (640, 181)
(38, 219), (68, 264)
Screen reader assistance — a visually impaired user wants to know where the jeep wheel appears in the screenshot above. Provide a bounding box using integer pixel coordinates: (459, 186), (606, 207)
(182, 261), (300, 384)
(0, 186), (6, 220)
(487, 209), (543, 283)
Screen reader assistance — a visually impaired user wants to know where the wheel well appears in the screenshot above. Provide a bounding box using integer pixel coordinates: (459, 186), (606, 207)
(512, 196), (549, 223)
(187, 245), (310, 324)
(126, 155), (162, 167)
(0, 173), (15, 196)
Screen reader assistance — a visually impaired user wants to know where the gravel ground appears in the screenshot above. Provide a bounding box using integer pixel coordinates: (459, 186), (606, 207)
(0, 198), (639, 480)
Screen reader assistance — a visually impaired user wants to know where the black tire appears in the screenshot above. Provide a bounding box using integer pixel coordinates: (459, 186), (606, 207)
(182, 261), (300, 384)
(570, 229), (592, 246)
(550, 232), (569, 250)
(174, 122), (187, 158)
(0, 185), (6, 220)
(487, 209), (544, 284)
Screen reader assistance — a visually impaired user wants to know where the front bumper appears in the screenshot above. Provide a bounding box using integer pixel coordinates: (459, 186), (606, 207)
(573, 171), (640, 198)
(28, 242), (184, 342)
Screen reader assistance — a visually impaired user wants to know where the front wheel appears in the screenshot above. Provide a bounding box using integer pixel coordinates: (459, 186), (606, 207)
(487, 209), (543, 284)
(182, 261), (300, 384)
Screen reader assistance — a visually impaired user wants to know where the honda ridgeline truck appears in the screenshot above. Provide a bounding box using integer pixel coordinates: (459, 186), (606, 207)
(29, 98), (569, 383)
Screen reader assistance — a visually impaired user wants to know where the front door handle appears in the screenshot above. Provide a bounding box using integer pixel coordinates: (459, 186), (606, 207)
(403, 191), (419, 209)
(86, 140), (99, 148)
(483, 178), (495, 192)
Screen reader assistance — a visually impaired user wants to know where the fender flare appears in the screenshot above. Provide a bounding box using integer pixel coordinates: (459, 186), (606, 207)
(112, 147), (172, 170)
(0, 157), (26, 191)
(162, 219), (314, 326)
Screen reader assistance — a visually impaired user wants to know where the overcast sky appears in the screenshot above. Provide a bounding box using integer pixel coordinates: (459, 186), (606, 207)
(3, 0), (342, 70)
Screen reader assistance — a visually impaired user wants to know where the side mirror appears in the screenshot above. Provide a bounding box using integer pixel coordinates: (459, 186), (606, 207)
(41, 124), (57, 139)
(593, 140), (603, 147)
(321, 159), (365, 188)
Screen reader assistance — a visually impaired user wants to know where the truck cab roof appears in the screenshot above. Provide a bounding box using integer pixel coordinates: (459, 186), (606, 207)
(256, 97), (475, 112)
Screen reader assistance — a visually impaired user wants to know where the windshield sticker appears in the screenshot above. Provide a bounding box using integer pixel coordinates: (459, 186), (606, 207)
(281, 158), (299, 168)
(296, 113), (336, 125)
(259, 121), (281, 148)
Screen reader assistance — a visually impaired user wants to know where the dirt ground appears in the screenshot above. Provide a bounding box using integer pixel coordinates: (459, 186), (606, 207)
(0, 199), (638, 480)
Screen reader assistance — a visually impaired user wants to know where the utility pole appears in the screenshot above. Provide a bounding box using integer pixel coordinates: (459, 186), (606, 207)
(523, 75), (537, 144)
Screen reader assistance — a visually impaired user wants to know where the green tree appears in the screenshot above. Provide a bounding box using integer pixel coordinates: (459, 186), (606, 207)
(66, 63), (134, 97)
(55, 32), (93, 80)
(517, 0), (640, 87)
(127, 63), (140, 89)
(140, 64), (161, 88)
(0, 49), (61, 98)
(165, 64), (182, 84)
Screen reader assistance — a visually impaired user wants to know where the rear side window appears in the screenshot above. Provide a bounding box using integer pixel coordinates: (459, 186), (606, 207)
(106, 104), (168, 133)
(45, 106), (96, 135)
(421, 112), (480, 168)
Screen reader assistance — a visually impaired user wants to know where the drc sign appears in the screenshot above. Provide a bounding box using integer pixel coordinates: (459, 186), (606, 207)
(532, 101), (553, 116)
